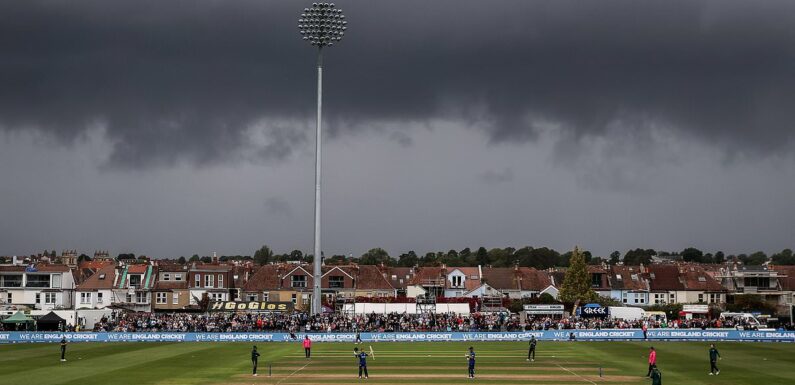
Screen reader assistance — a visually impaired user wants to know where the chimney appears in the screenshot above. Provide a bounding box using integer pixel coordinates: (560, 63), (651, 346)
(212, 252), (218, 264)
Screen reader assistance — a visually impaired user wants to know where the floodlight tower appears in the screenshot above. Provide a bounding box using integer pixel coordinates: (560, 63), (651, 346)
(298, 3), (347, 315)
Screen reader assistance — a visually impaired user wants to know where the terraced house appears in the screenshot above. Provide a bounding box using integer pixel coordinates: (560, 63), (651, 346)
(0, 262), (75, 310)
(111, 263), (157, 312)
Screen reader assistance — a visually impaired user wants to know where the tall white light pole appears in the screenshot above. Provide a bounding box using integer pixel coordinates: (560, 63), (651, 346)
(298, 2), (347, 315)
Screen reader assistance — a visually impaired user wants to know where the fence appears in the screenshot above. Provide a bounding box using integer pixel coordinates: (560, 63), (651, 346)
(2, 329), (794, 343)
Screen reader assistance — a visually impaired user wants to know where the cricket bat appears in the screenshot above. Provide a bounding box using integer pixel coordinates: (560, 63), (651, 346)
(369, 345), (375, 360)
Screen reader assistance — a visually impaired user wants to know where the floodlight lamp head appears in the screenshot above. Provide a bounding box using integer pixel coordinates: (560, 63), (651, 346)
(298, 3), (346, 48)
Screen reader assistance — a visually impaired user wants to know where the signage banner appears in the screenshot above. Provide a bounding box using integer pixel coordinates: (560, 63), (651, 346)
(2, 330), (793, 343)
(682, 304), (709, 313)
(523, 304), (564, 314)
(207, 301), (293, 312)
(578, 306), (609, 318)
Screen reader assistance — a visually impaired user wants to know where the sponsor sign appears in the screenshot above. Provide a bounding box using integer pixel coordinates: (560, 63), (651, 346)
(578, 306), (609, 318)
(523, 304), (564, 315)
(682, 304), (709, 313)
(208, 301), (294, 312)
(2, 330), (793, 344)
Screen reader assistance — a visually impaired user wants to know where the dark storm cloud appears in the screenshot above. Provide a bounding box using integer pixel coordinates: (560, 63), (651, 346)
(1, 0), (794, 169)
(480, 168), (514, 184)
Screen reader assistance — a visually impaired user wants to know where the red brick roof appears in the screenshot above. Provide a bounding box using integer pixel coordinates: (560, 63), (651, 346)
(127, 264), (149, 274)
(76, 265), (117, 290)
(648, 265), (685, 291)
(771, 265), (795, 291)
(356, 265), (394, 290)
(385, 267), (414, 289)
(517, 267), (552, 291)
(609, 266), (649, 291)
(679, 265), (726, 292)
(481, 267), (518, 290)
(243, 264), (282, 292)
(411, 266), (446, 286)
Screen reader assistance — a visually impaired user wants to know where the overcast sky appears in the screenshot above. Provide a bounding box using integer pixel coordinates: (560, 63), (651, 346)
(1, 0), (794, 259)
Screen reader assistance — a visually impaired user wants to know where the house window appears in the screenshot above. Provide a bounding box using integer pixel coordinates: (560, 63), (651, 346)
(136, 292), (148, 303)
(80, 292), (91, 304)
(172, 293), (179, 304)
(291, 293), (297, 304)
(174, 274), (183, 281)
(247, 294), (257, 301)
(640, 297), (645, 304)
(51, 274), (62, 288)
(163, 273), (171, 281)
(591, 274), (602, 287)
(26, 275), (50, 288)
(5, 293), (12, 303)
(35, 293), (40, 304)
(205, 274), (214, 288)
(452, 275), (463, 288)
(698, 276), (706, 282)
(291, 275), (307, 288)
(634, 297), (639, 304)
(45, 292), (56, 304)
(329, 276), (344, 288)
(218, 274), (223, 288)
(262, 293), (269, 302)
(669, 293), (675, 302)
(129, 275), (141, 288)
(156, 292), (167, 304)
(97, 292), (103, 303)
(210, 293), (224, 301)
(709, 293), (720, 303)
(698, 294), (704, 303)
(302, 294), (310, 305)
(195, 274), (200, 287)
(0, 274), (23, 287)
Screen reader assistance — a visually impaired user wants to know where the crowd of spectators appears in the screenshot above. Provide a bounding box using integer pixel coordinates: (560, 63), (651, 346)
(84, 311), (790, 333)
(91, 311), (522, 333)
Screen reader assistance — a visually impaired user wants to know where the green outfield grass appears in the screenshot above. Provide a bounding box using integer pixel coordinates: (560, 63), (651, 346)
(1, 340), (794, 385)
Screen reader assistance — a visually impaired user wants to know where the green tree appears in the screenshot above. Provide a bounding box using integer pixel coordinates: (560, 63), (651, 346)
(177, 256), (187, 264)
(558, 247), (598, 304)
(713, 251), (725, 264)
(623, 249), (655, 265)
(290, 250), (304, 261)
(360, 248), (393, 266)
(681, 247), (704, 263)
(397, 251), (419, 267)
(475, 247), (489, 266)
(189, 254), (200, 262)
(771, 249), (795, 265)
(609, 251), (621, 265)
(253, 245), (273, 265)
(517, 247), (560, 269)
(441, 249), (464, 266)
(200, 256), (212, 263)
(740, 251), (768, 266)
(77, 254), (92, 263)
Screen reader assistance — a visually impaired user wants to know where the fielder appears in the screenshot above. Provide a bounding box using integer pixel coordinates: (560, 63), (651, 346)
(251, 345), (260, 376)
(708, 344), (721, 376)
(527, 335), (537, 361)
(60, 336), (67, 362)
(466, 346), (476, 379)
